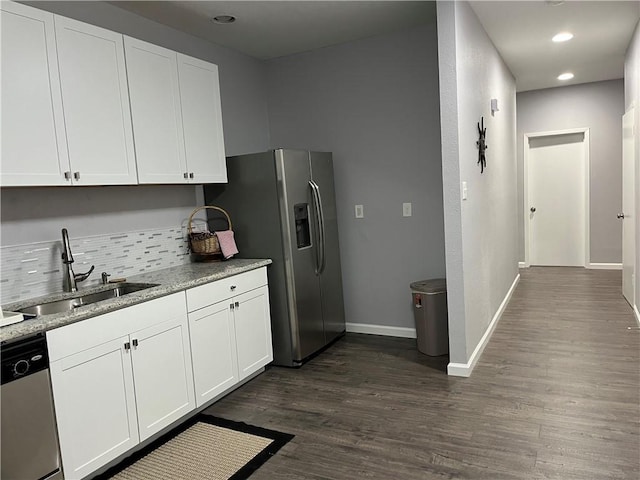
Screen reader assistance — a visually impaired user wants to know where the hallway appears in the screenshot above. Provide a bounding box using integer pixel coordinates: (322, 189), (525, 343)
(204, 267), (640, 479)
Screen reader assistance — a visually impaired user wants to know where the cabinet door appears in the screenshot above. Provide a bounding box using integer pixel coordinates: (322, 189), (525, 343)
(0, 2), (69, 186)
(124, 37), (188, 184)
(177, 53), (227, 183)
(55, 16), (137, 185)
(131, 316), (195, 442)
(189, 300), (238, 407)
(234, 286), (273, 380)
(50, 336), (138, 480)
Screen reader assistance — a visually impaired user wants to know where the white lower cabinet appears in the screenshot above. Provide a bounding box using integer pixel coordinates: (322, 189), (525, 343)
(187, 267), (273, 407)
(49, 336), (138, 480)
(234, 286), (273, 381)
(47, 268), (272, 479)
(130, 317), (195, 442)
(48, 293), (194, 480)
(188, 300), (239, 406)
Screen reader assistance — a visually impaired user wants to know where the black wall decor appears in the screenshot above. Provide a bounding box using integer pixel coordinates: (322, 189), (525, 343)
(476, 116), (487, 173)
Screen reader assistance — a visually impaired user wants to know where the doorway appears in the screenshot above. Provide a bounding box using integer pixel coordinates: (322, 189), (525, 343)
(524, 128), (590, 267)
(621, 107), (635, 306)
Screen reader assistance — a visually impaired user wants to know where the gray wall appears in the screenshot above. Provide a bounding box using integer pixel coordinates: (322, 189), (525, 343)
(3, 2), (271, 247)
(437, 1), (519, 365)
(265, 24), (446, 330)
(516, 80), (625, 264)
(624, 20), (640, 314)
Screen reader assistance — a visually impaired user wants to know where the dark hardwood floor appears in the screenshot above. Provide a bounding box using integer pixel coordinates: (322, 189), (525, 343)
(204, 267), (640, 479)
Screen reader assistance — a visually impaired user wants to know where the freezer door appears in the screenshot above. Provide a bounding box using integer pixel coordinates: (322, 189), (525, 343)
(275, 149), (326, 361)
(310, 152), (346, 343)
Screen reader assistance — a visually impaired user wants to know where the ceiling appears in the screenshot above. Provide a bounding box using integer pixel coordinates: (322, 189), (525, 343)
(112, 1), (640, 92)
(469, 1), (639, 92)
(111, 1), (437, 60)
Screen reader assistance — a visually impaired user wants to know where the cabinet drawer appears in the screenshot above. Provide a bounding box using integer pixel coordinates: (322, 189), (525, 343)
(186, 267), (267, 313)
(47, 292), (187, 362)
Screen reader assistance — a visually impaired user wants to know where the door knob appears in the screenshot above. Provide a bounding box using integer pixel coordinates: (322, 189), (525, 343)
(617, 213), (625, 219)
(530, 207), (536, 213)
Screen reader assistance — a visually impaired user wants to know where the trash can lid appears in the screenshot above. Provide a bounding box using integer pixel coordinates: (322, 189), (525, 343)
(410, 278), (446, 294)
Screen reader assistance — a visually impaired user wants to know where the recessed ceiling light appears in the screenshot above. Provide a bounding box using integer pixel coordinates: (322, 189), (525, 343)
(211, 15), (236, 24)
(557, 72), (574, 81)
(552, 32), (573, 43)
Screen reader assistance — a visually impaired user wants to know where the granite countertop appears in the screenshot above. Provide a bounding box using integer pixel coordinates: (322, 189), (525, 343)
(1, 258), (272, 344)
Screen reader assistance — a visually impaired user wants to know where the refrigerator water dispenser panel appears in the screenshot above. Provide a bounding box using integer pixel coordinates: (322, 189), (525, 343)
(294, 203), (311, 248)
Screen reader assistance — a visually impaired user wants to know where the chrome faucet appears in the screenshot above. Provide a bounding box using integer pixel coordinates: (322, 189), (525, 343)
(61, 228), (94, 292)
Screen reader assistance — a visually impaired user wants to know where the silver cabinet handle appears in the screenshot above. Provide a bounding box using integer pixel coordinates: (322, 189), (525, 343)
(73, 172), (80, 180)
(183, 172), (188, 179)
(235, 301), (239, 308)
(189, 172), (194, 179)
(230, 303), (235, 310)
(230, 285), (236, 291)
(530, 207), (536, 213)
(64, 171), (72, 180)
(132, 339), (138, 348)
(617, 213), (625, 219)
(124, 342), (131, 351)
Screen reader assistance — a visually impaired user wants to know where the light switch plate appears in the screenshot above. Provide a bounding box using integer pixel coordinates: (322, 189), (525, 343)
(355, 204), (364, 218)
(403, 203), (412, 217)
(462, 181), (468, 200)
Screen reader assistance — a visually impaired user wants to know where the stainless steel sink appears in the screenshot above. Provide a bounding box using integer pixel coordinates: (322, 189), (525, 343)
(18, 283), (159, 317)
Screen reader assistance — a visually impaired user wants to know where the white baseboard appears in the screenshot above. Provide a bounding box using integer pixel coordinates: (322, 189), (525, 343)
(345, 323), (416, 339)
(587, 263), (622, 270)
(518, 262), (527, 268)
(447, 273), (520, 377)
(635, 304), (640, 327)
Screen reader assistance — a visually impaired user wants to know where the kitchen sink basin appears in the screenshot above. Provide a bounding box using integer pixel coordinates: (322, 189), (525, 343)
(18, 283), (160, 317)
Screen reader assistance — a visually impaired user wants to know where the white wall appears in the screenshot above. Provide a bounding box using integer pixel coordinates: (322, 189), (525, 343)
(266, 23), (446, 332)
(437, 1), (519, 369)
(517, 80), (625, 264)
(624, 20), (640, 315)
(2, 2), (271, 248)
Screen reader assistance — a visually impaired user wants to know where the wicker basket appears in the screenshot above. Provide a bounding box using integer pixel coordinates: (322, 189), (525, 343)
(187, 205), (232, 257)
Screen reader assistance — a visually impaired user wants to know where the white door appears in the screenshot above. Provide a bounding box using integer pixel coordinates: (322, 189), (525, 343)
(177, 53), (227, 183)
(528, 132), (587, 266)
(124, 36), (188, 184)
(50, 337), (138, 480)
(130, 316), (195, 442)
(622, 108), (635, 306)
(188, 300), (239, 407)
(55, 16), (137, 185)
(233, 286), (273, 381)
(0, 2), (70, 186)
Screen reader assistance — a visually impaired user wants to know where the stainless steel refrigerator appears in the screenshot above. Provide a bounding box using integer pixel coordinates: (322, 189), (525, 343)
(204, 149), (346, 367)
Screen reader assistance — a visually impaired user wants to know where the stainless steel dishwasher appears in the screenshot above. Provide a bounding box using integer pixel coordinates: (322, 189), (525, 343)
(1, 333), (63, 480)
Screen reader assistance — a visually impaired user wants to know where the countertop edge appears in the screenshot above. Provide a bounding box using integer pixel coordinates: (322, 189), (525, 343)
(1, 259), (272, 344)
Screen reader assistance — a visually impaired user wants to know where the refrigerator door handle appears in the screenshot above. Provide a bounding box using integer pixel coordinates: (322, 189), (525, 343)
(310, 180), (326, 274)
(309, 180), (323, 275)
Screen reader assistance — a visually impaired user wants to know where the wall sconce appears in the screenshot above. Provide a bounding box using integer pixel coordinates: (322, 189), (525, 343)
(490, 98), (499, 116)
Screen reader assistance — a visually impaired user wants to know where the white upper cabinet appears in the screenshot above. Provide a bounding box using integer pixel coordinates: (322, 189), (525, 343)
(125, 39), (227, 184)
(0, 2), (70, 186)
(177, 54), (227, 184)
(55, 16), (138, 185)
(124, 37), (187, 184)
(1, 3), (226, 186)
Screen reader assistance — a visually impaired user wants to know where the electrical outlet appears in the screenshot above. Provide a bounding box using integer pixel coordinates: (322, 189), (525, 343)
(355, 204), (364, 218)
(403, 203), (412, 217)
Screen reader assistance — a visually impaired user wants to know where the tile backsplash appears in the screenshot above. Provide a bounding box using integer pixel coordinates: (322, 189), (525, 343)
(1, 227), (191, 305)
